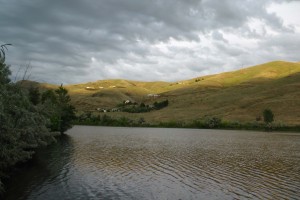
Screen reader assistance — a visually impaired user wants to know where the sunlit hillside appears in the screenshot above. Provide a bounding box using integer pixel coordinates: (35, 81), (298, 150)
(25, 61), (300, 125)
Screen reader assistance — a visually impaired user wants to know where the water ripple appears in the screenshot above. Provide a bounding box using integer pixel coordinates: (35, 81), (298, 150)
(3, 127), (300, 200)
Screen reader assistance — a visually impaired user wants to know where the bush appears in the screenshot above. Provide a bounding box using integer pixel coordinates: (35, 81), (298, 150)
(263, 109), (274, 124)
(0, 78), (56, 193)
(153, 100), (169, 110)
(0, 44), (75, 192)
(204, 117), (222, 128)
(41, 86), (76, 134)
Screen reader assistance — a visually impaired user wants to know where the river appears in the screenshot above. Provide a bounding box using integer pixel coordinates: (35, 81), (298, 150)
(3, 126), (300, 199)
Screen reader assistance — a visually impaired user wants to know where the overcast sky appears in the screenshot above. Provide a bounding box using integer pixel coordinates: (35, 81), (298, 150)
(1, 0), (300, 84)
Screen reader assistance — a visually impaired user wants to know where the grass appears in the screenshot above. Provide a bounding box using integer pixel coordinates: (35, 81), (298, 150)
(74, 114), (300, 132)
(24, 61), (300, 126)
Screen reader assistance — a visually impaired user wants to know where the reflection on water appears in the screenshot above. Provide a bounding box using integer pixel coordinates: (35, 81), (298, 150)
(4, 134), (74, 200)
(4, 126), (300, 199)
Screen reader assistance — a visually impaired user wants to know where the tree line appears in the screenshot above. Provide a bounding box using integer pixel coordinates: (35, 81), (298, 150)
(0, 44), (75, 193)
(116, 100), (169, 113)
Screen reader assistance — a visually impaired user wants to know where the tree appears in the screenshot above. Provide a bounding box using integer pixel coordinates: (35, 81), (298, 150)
(154, 100), (169, 110)
(263, 109), (274, 124)
(0, 44), (56, 192)
(54, 85), (76, 134)
(40, 86), (76, 134)
(28, 87), (40, 105)
(140, 102), (146, 108)
(41, 89), (57, 104)
(0, 44), (12, 85)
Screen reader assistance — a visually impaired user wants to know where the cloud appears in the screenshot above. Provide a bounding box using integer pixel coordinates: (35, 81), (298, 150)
(0, 0), (299, 84)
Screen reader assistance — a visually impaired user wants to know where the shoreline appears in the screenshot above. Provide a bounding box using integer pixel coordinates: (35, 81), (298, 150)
(73, 120), (300, 133)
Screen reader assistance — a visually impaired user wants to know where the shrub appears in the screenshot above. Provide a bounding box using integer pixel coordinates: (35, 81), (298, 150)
(153, 100), (169, 110)
(28, 87), (40, 105)
(204, 117), (222, 128)
(0, 44), (75, 192)
(263, 109), (274, 124)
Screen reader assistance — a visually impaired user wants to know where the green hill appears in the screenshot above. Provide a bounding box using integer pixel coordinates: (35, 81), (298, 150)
(26, 61), (300, 125)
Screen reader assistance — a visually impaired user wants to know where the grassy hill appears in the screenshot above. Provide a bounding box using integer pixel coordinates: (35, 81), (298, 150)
(25, 61), (300, 125)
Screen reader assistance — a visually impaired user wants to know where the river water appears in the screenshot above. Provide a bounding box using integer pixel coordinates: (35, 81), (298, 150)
(4, 126), (300, 199)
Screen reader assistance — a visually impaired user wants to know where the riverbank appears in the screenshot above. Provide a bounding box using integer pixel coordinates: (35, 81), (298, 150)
(0, 132), (61, 195)
(74, 115), (300, 132)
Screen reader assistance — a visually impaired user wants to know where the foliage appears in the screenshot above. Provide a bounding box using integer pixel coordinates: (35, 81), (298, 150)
(153, 100), (168, 110)
(28, 87), (40, 105)
(54, 85), (76, 134)
(117, 99), (169, 113)
(263, 109), (274, 124)
(204, 117), (222, 128)
(122, 105), (151, 113)
(0, 61), (55, 192)
(138, 117), (145, 124)
(41, 86), (76, 134)
(0, 45), (75, 193)
(0, 44), (12, 59)
(75, 113), (141, 127)
(0, 45), (11, 85)
(188, 117), (222, 128)
(157, 121), (184, 128)
(140, 102), (146, 108)
(75, 112), (300, 132)
(41, 89), (57, 104)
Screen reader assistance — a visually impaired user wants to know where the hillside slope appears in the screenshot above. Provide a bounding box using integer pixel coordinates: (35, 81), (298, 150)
(25, 61), (300, 125)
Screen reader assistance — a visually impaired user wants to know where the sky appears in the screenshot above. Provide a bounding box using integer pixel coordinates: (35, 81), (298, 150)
(1, 0), (300, 84)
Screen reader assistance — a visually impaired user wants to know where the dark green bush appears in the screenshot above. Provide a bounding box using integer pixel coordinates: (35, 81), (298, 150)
(0, 45), (75, 192)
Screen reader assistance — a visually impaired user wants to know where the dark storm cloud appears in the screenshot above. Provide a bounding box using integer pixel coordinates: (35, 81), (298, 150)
(0, 0), (298, 84)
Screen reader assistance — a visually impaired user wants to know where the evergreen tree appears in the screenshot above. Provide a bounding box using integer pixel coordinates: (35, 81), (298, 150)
(41, 89), (57, 104)
(54, 85), (76, 134)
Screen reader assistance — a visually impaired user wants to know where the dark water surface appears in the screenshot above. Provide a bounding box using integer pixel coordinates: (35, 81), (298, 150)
(4, 126), (300, 199)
